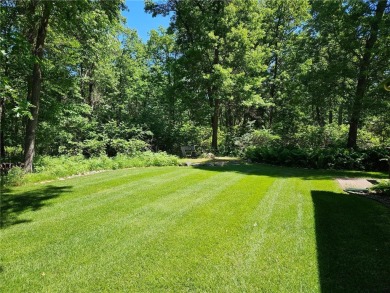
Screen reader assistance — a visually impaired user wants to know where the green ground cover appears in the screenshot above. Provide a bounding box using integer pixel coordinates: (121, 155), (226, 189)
(1, 164), (389, 292)
(4, 152), (179, 186)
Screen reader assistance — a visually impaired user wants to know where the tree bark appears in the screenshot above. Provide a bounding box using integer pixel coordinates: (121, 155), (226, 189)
(210, 45), (220, 152)
(211, 98), (220, 151)
(316, 106), (324, 127)
(0, 98), (5, 159)
(268, 13), (281, 129)
(347, 0), (387, 149)
(23, 3), (51, 172)
(225, 101), (234, 130)
(269, 52), (278, 128)
(88, 80), (94, 108)
(329, 110), (333, 124)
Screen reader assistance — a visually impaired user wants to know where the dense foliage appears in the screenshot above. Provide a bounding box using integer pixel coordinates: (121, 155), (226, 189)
(245, 146), (389, 171)
(3, 152), (179, 186)
(1, 0), (389, 172)
(370, 180), (390, 195)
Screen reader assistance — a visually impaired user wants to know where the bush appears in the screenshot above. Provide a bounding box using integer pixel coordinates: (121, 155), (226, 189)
(370, 180), (390, 196)
(290, 124), (348, 148)
(3, 167), (26, 186)
(109, 139), (149, 156)
(233, 129), (281, 157)
(80, 139), (107, 158)
(15, 152), (179, 186)
(244, 146), (389, 172)
(168, 122), (211, 155)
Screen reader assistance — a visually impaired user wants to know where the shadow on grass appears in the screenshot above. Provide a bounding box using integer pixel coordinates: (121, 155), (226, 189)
(191, 163), (387, 180)
(311, 191), (390, 292)
(0, 185), (72, 229)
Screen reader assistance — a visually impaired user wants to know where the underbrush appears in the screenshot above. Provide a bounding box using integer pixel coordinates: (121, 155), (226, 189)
(370, 180), (390, 196)
(2, 151), (179, 186)
(245, 146), (389, 172)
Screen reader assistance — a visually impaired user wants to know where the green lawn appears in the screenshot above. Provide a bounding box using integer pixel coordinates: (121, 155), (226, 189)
(1, 164), (389, 292)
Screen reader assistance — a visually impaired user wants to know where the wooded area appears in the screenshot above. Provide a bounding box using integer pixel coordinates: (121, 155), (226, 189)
(1, 0), (389, 172)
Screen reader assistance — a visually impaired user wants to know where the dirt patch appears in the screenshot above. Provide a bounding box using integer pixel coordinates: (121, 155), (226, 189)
(337, 178), (374, 190)
(337, 178), (390, 208)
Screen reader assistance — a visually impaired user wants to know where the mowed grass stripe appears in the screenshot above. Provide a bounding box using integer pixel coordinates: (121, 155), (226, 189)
(2, 167), (182, 231)
(1, 168), (248, 291)
(1, 167), (206, 255)
(144, 176), (313, 292)
(237, 177), (318, 292)
(28, 167), (196, 224)
(43, 170), (249, 292)
(125, 172), (278, 292)
(1, 165), (390, 293)
(1, 167), (203, 281)
(24, 166), (181, 206)
(8, 166), (166, 197)
(6, 167), (205, 232)
(157, 176), (318, 292)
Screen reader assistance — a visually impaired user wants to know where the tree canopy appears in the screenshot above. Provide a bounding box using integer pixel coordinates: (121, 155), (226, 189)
(1, 0), (389, 170)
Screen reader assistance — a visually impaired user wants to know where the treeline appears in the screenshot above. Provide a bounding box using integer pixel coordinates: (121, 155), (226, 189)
(1, 0), (389, 172)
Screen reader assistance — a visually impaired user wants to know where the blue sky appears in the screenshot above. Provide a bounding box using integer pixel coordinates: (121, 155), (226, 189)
(122, 1), (171, 42)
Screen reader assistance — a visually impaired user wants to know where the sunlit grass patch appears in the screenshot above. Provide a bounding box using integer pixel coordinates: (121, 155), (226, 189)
(1, 165), (389, 292)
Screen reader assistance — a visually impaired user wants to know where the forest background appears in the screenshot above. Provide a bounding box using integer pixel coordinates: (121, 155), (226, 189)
(1, 0), (389, 174)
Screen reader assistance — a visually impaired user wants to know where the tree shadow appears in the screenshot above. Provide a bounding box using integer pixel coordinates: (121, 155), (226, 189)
(311, 190), (390, 292)
(0, 185), (72, 229)
(191, 163), (387, 180)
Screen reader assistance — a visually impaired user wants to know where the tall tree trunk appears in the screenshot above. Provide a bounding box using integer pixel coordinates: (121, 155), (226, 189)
(347, 0), (386, 149)
(328, 96), (333, 124)
(225, 101), (234, 130)
(80, 63), (85, 98)
(88, 81), (94, 108)
(1, 8), (12, 161)
(23, 3), (51, 172)
(269, 53), (278, 128)
(269, 44), (279, 128)
(0, 98), (5, 159)
(316, 106), (324, 126)
(210, 46), (220, 152)
(211, 98), (220, 151)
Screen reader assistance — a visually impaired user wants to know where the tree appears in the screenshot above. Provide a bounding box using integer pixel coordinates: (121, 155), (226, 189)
(259, 0), (310, 128)
(310, 0), (389, 148)
(346, 0), (388, 148)
(7, 0), (124, 171)
(22, 1), (52, 172)
(147, 0), (268, 151)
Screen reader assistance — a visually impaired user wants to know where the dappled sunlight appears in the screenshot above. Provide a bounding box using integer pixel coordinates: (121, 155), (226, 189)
(0, 185), (72, 229)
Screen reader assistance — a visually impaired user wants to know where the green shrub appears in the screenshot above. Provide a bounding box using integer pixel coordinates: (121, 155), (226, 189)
(4, 167), (26, 186)
(234, 129), (281, 157)
(168, 122), (211, 155)
(17, 152), (179, 186)
(370, 180), (390, 196)
(80, 139), (107, 157)
(290, 125), (348, 149)
(245, 146), (389, 172)
(109, 139), (149, 156)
